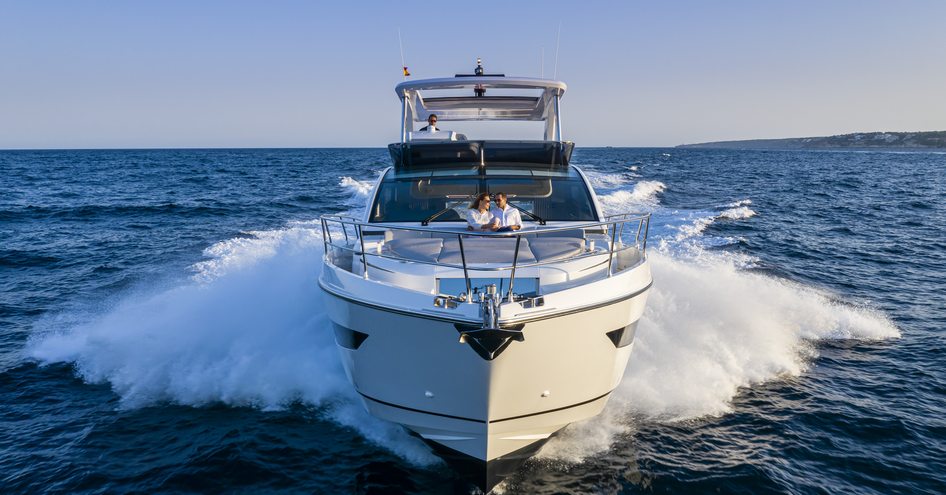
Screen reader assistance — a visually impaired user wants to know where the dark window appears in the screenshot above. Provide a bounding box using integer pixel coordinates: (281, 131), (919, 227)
(369, 171), (598, 223)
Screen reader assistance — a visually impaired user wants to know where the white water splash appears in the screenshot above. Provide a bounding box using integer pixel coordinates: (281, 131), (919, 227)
(339, 176), (374, 199)
(719, 205), (757, 220)
(718, 199), (757, 220)
(534, 171), (898, 462)
(597, 180), (667, 211)
(583, 170), (631, 189)
(27, 168), (899, 471)
(538, 253), (899, 462)
(27, 223), (440, 466)
(339, 175), (377, 215)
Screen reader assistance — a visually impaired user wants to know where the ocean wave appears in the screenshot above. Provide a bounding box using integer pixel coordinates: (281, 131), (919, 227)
(537, 253), (900, 463)
(339, 176), (375, 199)
(596, 181), (667, 211)
(719, 205), (757, 220)
(26, 224), (441, 467)
(0, 250), (62, 268)
(642, 198), (757, 265)
(1, 203), (230, 220)
(25, 171), (899, 472)
(583, 171), (631, 189)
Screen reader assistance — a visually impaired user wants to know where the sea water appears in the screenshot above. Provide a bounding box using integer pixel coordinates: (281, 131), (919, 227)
(1, 148), (943, 493)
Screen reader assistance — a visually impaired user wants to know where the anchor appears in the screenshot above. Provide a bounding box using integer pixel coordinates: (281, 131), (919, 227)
(456, 284), (525, 361)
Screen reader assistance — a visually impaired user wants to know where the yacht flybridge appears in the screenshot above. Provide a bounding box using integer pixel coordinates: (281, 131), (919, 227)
(319, 62), (652, 492)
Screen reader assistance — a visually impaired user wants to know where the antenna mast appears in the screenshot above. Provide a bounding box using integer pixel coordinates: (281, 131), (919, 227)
(553, 21), (562, 79)
(398, 28), (408, 80)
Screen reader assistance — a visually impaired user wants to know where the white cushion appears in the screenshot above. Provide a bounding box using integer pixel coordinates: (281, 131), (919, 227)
(386, 238), (444, 262)
(528, 237), (584, 261)
(438, 237), (536, 264)
(409, 130), (457, 141)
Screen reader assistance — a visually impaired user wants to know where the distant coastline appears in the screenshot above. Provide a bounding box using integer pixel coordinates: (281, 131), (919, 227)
(677, 131), (946, 151)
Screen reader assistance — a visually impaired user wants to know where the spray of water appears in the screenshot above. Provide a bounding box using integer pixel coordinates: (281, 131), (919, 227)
(26, 167), (899, 468)
(538, 252), (899, 462)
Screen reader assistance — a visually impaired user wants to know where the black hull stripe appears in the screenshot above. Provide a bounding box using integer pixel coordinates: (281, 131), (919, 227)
(319, 279), (652, 325)
(360, 391), (485, 423)
(490, 390), (612, 423)
(358, 389), (614, 424)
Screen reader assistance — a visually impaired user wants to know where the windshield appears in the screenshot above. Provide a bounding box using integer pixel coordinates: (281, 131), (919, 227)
(369, 169), (598, 223)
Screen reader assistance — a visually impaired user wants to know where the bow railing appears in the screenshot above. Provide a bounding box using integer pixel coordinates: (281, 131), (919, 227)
(319, 213), (650, 302)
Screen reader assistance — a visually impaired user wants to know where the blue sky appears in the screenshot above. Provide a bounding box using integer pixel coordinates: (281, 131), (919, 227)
(2, 0), (945, 148)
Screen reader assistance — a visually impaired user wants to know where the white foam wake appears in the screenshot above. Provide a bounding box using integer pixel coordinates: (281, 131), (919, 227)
(537, 253), (899, 462)
(596, 180), (667, 211)
(339, 176), (375, 200)
(719, 205), (756, 219)
(26, 169), (899, 471)
(584, 170), (631, 189)
(26, 224), (440, 466)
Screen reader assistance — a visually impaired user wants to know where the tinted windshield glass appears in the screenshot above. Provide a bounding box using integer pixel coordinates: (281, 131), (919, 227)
(369, 172), (598, 223)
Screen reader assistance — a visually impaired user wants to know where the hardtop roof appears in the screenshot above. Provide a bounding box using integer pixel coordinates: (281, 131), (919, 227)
(395, 76), (567, 122)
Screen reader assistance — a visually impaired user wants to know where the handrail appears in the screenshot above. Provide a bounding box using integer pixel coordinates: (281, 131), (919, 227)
(320, 213), (651, 301)
(323, 214), (649, 238)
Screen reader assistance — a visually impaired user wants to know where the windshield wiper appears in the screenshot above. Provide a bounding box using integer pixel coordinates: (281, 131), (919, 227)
(508, 201), (546, 225)
(422, 200), (466, 226)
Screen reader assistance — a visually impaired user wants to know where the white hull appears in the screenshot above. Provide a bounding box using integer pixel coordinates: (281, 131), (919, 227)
(320, 260), (650, 489)
(318, 68), (656, 491)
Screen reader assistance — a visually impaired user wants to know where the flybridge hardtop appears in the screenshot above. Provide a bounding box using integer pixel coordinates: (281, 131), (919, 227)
(395, 76), (566, 122)
(391, 64), (571, 171)
(395, 61), (567, 144)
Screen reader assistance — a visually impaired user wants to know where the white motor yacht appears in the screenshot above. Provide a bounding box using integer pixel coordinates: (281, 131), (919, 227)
(319, 61), (653, 492)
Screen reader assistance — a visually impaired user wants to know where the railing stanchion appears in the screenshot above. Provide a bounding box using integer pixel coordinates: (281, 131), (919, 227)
(607, 221), (618, 277)
(643, 216), (650, 253)
(507, 235), (522, 302)
(321, 218), (329, 257)
(458, 234), (472, 302)
(357, 224), (368, 279)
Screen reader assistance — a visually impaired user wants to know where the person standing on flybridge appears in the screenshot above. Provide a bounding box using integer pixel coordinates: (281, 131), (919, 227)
(419, 114), (439, 132)
(490, 192), (522, 232)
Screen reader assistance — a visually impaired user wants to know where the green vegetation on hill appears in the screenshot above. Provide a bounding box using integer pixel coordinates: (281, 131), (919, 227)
(677, 131), (946, 150)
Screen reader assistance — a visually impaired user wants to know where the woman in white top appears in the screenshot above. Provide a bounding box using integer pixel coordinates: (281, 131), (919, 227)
(465, 193), (500, 231)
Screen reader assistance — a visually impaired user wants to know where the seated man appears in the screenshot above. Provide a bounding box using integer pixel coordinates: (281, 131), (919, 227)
(418, 114), (439, 132)
(490, 192), (523, 232)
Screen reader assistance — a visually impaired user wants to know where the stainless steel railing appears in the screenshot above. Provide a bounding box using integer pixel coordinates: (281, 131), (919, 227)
(319, 213), (650, 300)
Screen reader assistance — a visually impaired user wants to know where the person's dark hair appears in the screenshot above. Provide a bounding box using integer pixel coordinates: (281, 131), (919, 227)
(428, 114), (438, 122)
(494, 192), (507, 201)
(469, 192), (490, 210)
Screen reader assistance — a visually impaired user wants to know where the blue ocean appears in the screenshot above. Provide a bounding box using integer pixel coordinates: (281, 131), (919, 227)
(1, 148), (943, 494)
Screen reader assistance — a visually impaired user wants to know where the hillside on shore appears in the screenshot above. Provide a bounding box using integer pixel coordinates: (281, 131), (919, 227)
(677, 131), (946, 150)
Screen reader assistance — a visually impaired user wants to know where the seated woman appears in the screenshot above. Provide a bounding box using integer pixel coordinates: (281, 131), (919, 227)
(465, 193), (500, 231)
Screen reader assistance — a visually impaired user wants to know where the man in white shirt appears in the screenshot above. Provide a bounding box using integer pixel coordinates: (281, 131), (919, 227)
(418, 114), (439, 132)
(490, 192), (522, 232)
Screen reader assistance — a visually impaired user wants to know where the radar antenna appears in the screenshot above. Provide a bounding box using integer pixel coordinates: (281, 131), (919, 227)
(474, 58), (485, 97)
